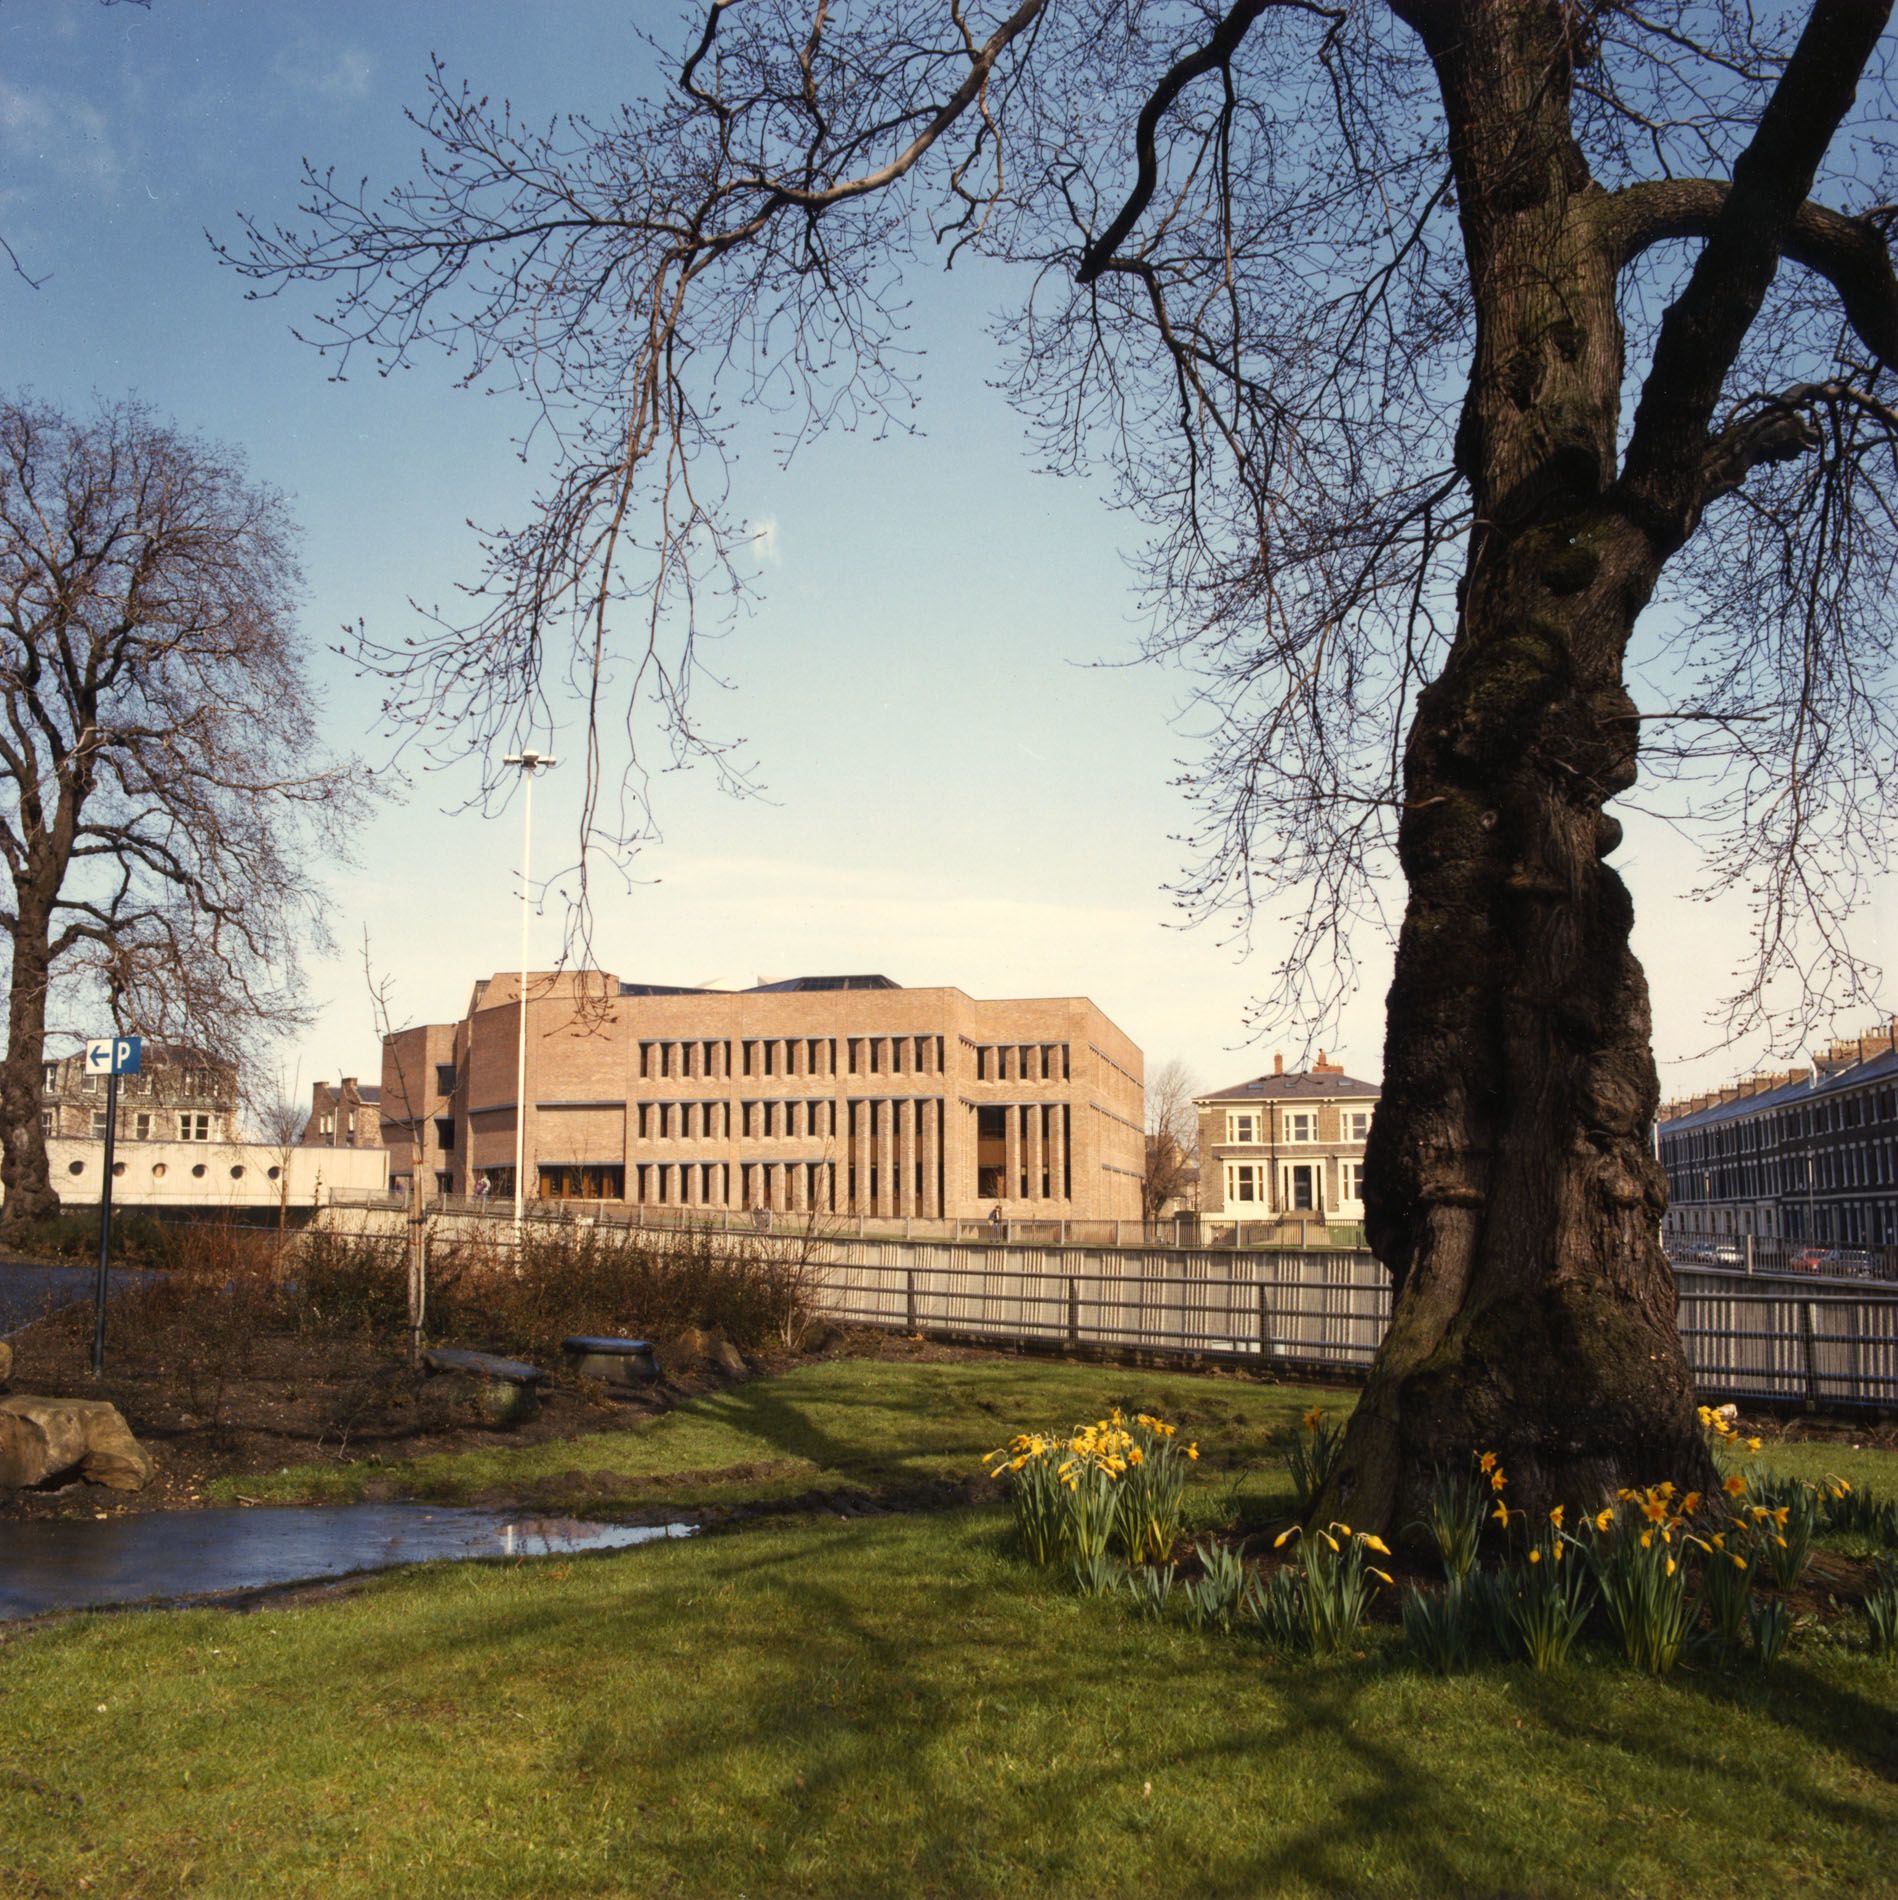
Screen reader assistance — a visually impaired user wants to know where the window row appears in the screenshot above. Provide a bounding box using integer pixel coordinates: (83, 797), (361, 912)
(45, 1110), (214, 1142)
(1225, 1158), (1366, 1212)
(970, 1043), (1071, 1084)
(1223, 1107), (1372, 1145)
(635, 1035), (949, 1082)
(43, 1064), (223, 1101)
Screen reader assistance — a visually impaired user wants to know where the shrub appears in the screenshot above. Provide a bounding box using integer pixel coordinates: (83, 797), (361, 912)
(424, 1219), (815, 1362)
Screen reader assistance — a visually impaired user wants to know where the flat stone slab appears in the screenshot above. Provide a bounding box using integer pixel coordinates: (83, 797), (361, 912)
(422, 1348), (545, 1385)
(0, 1394), (153, 1491)
(561, 1336), (658, 1386)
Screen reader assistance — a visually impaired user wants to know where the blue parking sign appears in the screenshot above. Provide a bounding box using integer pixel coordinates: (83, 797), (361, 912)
(84, 1036), (142, 1076)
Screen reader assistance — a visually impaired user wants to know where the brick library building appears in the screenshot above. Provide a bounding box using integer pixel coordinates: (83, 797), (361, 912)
(381, 970), (1146, 1221)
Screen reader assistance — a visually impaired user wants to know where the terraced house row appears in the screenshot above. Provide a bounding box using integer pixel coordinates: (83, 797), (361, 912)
(381, 969), (1145, 1220)
(1658, 1019), (1898, 1249)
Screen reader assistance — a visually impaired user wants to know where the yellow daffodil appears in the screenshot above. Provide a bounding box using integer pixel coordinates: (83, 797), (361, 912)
(1528, 1548), (1542, 1565)
(1303, 1407), (1324, 1432)
(1549, 1505), (1564, 1528)
(1594, 1507), (1615, 1533)
(1273, 1527), (1298, 1549)
(1724, 1474), (1747, 1497)
(1746, 1437), (1762, 1454)
(1360, 1534), (1392, 1556)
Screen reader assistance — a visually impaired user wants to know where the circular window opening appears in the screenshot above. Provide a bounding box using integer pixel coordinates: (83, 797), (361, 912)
(151, 1161), (167, 1179)
(112, 1161), (126, 1177)
(267, 1165), (281, 1181)
(191, 1163), (207, 1179)
(230, 1164), (246, 1180)
(67, 1159), (85, 1175)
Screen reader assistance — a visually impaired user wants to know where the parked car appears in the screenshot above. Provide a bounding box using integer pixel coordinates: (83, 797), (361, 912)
(1672, 1239), (1743, 1267)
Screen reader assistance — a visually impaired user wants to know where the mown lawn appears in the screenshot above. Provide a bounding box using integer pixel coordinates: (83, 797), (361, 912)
(4, 1504), (1897, 1898)
(9, 1358), (1898, 1896)
(206, 1356), (1337, 1519)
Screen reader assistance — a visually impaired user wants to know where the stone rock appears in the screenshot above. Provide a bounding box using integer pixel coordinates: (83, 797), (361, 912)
(0, 1394), (153, 1491)
(709, 1334), (749, 1380)
(0, 1339), (12, 1386)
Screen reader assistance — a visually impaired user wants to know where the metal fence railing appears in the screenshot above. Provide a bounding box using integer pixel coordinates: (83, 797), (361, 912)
(311, 1205), (1898, 1411)
(384, 1194), (1358, 1253)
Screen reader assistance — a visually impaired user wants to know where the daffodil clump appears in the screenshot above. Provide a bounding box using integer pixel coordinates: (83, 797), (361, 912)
(1284, 1404), (1345, 1516)
(1272, 1520), (1394, 1655)
(1585, 1481), (1704, 1676)
(983, 1409), (1199, 1571)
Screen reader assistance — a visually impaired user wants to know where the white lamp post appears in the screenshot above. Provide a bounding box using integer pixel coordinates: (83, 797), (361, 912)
(502, 748), (556, 1226)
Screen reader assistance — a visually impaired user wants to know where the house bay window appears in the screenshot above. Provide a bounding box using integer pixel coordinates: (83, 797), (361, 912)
(1227, 1163), (1262, 1204)
(1226, 1111), (1259, 1145)
(1283, 1110), (1316, 1143)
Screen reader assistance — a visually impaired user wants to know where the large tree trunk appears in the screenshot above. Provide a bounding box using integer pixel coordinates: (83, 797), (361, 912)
(1324, 2), (1717, 1531)
(1334, 542), (1714, 1531)
(1, 892), (60, 1224)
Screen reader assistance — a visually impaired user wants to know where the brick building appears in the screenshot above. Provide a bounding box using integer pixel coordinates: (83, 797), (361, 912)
(381, 970), (1145, 1220)
(1658, 1020), (1898, 1249)
(302, 1077), (383, 1149)
(1195, 1053), (1379, 1238)
(38, 1043), (240, 1147)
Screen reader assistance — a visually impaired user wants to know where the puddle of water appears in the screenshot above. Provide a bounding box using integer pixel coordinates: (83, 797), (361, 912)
(0, 1504), (694, 1620)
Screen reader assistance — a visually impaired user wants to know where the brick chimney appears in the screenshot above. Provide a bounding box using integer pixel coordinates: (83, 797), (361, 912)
(1273, 1052), (1284, 1075)
(1312, 1049), (1343, 1076)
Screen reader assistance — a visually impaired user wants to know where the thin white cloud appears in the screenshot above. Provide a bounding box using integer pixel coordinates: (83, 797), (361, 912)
(270, 42), (374, 105)
(0, 75), (124, 189)
(751, 515), (783, 568)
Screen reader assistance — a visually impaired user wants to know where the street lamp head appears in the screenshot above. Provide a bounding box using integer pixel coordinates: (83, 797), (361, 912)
(503, 749), (558, 772)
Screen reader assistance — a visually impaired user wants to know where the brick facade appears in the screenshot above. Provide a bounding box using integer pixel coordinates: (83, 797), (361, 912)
(302, 1076), (383, 1149)
(1195, 1052), (1379, 1233)
(381, 971), (1145, 1220)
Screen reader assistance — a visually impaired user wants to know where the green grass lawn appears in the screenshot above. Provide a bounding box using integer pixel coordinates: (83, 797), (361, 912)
(4, 1506), (1897, 1898)
(208, 1357), (1337, 1520)
(9, 1358), (1898, 1897)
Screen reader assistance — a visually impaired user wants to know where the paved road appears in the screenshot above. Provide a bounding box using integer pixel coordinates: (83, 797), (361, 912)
(0, 1261), (143, 1335)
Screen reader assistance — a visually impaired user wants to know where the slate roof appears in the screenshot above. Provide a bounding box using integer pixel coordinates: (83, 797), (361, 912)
(1200, 1069), (1381, 1102)
(1658, 1041), (1898, 1135)
(746, 974), (898, 993)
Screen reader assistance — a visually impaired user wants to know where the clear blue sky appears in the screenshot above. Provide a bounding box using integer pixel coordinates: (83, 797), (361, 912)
(3, 0), (1890, 1115)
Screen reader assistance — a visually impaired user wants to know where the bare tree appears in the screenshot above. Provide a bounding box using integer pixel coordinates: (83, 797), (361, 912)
(245, 1063), (308, 1250)
(0, 394), (373, 1223)
(1144, 1057), (1200, 1221)
(228, 2), (1898, 1523)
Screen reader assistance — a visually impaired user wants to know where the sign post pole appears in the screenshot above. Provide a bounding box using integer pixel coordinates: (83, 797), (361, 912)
(91, 1065), (119, 1376)
(85, 1035), (141, 1378)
